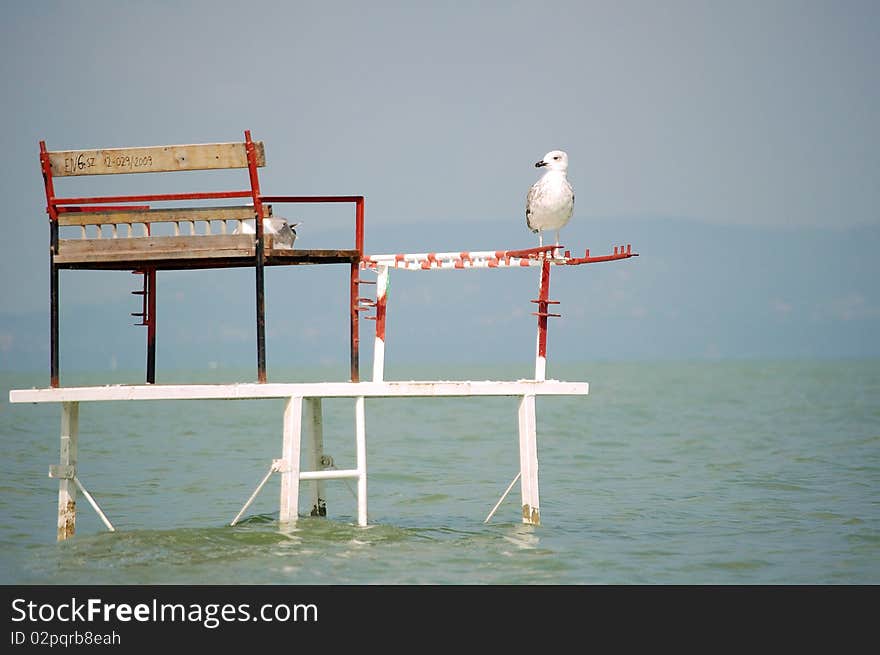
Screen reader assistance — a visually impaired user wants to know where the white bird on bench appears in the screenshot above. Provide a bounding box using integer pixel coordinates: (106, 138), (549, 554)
(234, 216), (299, 249)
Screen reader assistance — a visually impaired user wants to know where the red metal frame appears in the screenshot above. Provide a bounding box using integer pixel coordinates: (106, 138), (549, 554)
(40, 129), (632, 388)
(358, 242), (638, 383)
(531, 260), (561, 362)
(56, 205), (152, 212)
(130, 267), (157, 383)
(564, 244), (638, 265)
(531, 245), (637, 372)
(50, 190), (253, 205)
(39, 131), (366, 386)
(245, 130), (268, 383)
(259, 195), (365, 382)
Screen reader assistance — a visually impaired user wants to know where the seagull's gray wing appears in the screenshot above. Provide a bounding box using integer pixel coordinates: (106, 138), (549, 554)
(526, 181), (540, 233)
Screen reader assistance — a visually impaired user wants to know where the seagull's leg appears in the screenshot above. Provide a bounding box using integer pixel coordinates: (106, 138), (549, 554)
(555, 230), (560, 246)
(538, 232), (543, 247)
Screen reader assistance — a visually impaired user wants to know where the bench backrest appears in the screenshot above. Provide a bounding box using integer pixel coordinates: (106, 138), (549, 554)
(45, 141), (265, 177)
(40, 130), (269, 244)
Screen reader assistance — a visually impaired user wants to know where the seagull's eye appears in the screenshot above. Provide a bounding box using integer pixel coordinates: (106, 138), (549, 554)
(553, 156), (560, 160)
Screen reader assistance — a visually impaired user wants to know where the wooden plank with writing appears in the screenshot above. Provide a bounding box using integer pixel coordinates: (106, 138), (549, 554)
(48, 141), (265, 176)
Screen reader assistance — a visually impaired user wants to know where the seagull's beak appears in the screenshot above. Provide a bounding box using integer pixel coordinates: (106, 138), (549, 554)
(535, 161), (547, 168)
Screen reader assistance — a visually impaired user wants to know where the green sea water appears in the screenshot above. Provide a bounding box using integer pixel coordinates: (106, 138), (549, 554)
(1, 360), (877, 584)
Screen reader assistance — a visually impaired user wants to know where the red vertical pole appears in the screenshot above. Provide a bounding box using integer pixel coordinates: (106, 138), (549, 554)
(40, 141), (60, 388)
(350, 264), (360, 383)
(245, 130), (267, 383)
(350, 197), (364, 382)
(535, 260), (551, 381)
(355, 196), (364, 255)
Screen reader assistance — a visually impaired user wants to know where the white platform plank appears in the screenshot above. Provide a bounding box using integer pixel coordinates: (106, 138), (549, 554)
(9, 380), (588, 403)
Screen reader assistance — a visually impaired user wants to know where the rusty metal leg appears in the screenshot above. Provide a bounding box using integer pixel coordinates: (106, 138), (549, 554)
(132, 268), (157, 383)
(50, 220), (59, 388)
(146, 268), (156, 384)
(256, 237), (267, 383)
(352, 197), (364, 382)
(50, 262), (59, 388)
(350, 262), (360, 382)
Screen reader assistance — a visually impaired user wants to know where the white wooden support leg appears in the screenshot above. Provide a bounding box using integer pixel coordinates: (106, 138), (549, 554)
(518, 394), (541, 525)
(279, 396), (303, 523)
(57, 401), (79, 541)
(304, 398), (326, 517)
(355, 396), (368, 527)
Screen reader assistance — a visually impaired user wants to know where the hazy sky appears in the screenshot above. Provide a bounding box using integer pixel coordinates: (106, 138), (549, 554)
(1, 1), (878, 371)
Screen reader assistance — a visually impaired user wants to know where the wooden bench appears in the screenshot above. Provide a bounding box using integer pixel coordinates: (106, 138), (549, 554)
(39, 130), (365, 386)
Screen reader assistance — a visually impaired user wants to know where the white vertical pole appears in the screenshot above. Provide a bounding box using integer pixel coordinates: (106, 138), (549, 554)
(57, 401), (79, 541)
(372, 340), (385, 383)
(517, 394), (540, 525)
(304, 397), (326, 517)
(279, 396), (303, 523)
(354, 396), (368, 526)
(534, 338), (547, 381)
(372, 265), (389, 382)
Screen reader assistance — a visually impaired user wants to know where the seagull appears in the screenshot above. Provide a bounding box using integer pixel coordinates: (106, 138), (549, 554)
(526, 150), (574, 247)
(234, 216), (299, 249)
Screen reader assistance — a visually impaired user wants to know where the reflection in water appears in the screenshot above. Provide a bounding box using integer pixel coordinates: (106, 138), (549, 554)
(502, 523), (540, 550)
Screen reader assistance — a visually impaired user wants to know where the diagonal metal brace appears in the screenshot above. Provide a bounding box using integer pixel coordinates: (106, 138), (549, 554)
(230, 461), (280, 526)
(49, 465), (115, 532)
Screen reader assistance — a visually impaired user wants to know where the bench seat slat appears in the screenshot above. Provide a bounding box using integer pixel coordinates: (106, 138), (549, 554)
(56, 235), (262, 263)
(57, 205), (272, 227)
(54, 235), (360, 267)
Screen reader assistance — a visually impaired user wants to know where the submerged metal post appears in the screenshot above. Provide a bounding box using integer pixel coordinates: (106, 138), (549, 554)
(355, 396), (367, 526)
(518, 394), (540, 525)
(304, 398), (326, 517)
(57, 402), (79, 540)
(519, 260), (552, 524)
